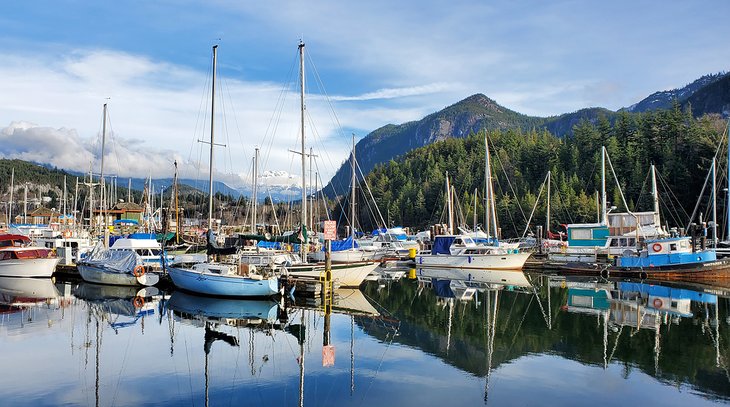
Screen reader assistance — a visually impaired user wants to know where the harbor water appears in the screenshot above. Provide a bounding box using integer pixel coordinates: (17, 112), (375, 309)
(0, 271), (728, 406)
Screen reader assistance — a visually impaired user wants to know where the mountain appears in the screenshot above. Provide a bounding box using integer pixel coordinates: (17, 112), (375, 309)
(682, 73), (730, 117)
(324, 94), (614, 197)
(623, 72), (728, 113)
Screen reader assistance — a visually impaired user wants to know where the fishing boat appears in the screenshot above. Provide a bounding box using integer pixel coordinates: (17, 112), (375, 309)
(0, 234), (59, 278)
(166, 45), (280, 298)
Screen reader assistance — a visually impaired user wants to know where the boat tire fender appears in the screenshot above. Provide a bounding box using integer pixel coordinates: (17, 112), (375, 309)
(652, 243), (662, 252)
(653, 298), (663, 308)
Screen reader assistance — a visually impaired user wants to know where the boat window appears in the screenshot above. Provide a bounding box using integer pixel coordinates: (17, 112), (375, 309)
(671, 300), (678, 308)
(570, 229), (592, 240)
(150, 249), (161, 256)
(670, 243), (677, 251)
(628, 238), (636, 246)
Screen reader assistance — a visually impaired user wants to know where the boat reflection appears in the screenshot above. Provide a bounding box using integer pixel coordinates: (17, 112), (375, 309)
(360, 274), (730, 402)
(0, 277), (61, 333)
(73, 282), (161, 332)
(417, 266), (532, 290)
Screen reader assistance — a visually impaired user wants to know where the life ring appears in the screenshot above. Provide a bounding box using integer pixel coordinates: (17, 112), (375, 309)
(651, 243), (662, 252)
(133, 265), (146, 278)
(63, 230), (72, 238)
(133, 296), (145, 308)
(652, 298), (663, 308)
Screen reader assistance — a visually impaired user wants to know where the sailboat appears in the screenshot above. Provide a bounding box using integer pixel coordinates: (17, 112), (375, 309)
(280, 41), (378, 287)
(167, 45), (280, 297)
(310, 134), (377, 263)
(415, 135), (531, 270)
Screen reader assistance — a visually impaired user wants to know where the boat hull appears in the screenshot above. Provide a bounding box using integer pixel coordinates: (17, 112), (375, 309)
(77, 264), (159, 286)
(168, 266), (279, 297)
(415, 252), (531, 270)
(284, 261), (379, 287)
(0, 257), (59, 278)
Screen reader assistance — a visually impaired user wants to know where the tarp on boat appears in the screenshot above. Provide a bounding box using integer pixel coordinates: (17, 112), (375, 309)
(328, 236), (359, 252)
(431, 236), (455, 255)
(81, 244), (140, 274)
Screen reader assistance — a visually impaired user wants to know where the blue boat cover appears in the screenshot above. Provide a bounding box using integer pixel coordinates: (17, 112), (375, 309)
(431, 236), (455, 255)
(328, 236), (359, 252)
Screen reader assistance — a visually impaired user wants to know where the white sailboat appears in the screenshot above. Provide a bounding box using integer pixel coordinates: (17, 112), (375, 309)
(281, 41), (378, 287)
(167, 45), (280, 297)
(416, 136), (530, 270)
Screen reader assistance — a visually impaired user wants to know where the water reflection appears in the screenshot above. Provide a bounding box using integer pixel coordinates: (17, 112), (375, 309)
(0, 271), (728, 406)
(361, 270), (730, 403)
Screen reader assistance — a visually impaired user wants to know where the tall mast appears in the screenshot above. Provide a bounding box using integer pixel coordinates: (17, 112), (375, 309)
(63, 175), (67, 226)
(445, 171), (453, 234)
(299, 40), (307, 259)
(351, 134), (356, 246)
(73, 177), (78, 229)
(100, 103), (107, 235)
(546, 170), (551, 236)
(601, 146), (607, 225)
(484, 135), (490, 237)
(651, 164), (660, 228)
(173, 161), (179, 244)
(253, 148), (259, 234)
(309, 147), (314, 231)
(473, 188), (478, 234)
(485, 134), (498, 238)
(727, 124), (730, 242)
(208, 45), (218, 231)
(8, 168), (13, 224)
(712, 158), (718, 246)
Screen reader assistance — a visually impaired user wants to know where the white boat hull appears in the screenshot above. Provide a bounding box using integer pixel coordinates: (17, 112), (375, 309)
(310, 249), (377, 263)
(0, 257), (59, 278)
(77, 264), (159, 286)
(415, 252), (531, 270)
(284, 261), (379, 287)
(168, 266), (279, 297)
(416, 267), (531, 287)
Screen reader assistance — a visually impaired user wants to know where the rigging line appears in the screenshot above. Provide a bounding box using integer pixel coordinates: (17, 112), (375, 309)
(357, 163), (387, 228)
(655, 170), (687, 227)
(490, 138), (528, 225)
(259, 48), (298, 174)
(506, 295), (534, 354)
(521, 172), (547, 238)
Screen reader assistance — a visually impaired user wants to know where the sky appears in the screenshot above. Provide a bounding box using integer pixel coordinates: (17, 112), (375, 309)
(0, 1), (729, 191)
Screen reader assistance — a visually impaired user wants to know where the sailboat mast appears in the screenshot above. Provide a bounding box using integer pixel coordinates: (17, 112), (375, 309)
(63, 175), (67, 227)
(485, 134), (498, 238)
(8, 168), (13, 225)
(601, 146), (607, 225)
(253, 147), (259, 234)
(546, 170), (551, 236)
(173, 161), (179, 244)
(208, 45), (218, 231)
(727, 124), (730, 243)
(299, 40), (307, 259)
(712, 158), (718, 246)
(74, 177), (78, 229)
(651, 164), (660, 228)
(473, 188), (478, 234)
(351, 134), (356, 247)
(484, 135), (490, 237)
(445, 171), (453, 234)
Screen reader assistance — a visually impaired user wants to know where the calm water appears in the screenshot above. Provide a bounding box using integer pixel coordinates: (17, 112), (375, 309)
(0, 271), (729, 406)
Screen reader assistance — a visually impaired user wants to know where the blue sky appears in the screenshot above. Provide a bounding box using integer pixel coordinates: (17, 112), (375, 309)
(0, 1), (728, 188)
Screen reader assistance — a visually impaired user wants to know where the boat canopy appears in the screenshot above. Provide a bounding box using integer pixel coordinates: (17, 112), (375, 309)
(431, 236), (456, 255)
(328, 236), (359, 252)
